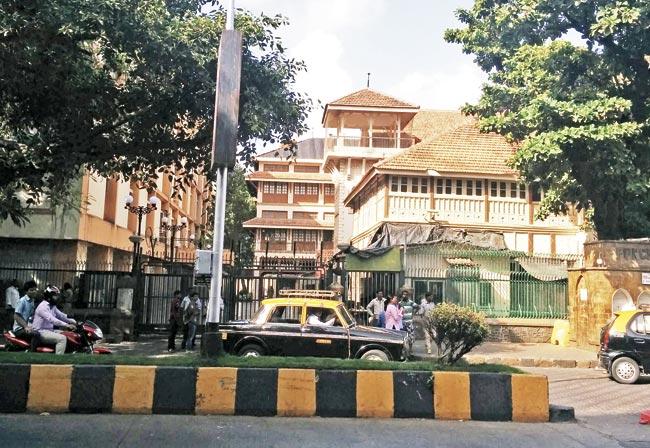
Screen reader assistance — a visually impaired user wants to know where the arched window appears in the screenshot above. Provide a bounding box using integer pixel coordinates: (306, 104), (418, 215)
(638, 291), (650, 308)
(612, 289), (634, 314)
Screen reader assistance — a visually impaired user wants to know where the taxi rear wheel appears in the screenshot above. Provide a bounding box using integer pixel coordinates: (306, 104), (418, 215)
(360, 349), (389, 362)
(238, 344), (264, 358)
(610, 357), (640, 384)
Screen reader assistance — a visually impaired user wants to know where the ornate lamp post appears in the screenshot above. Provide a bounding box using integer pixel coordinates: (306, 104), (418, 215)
(124, 192), (160, 273)
(161, 215), (189, 262)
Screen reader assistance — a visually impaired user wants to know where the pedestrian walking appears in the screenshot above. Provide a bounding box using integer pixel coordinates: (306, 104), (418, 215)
(365, 291), (386, 327)
(167, 290), (182, 352)
(420, 293), (436, 355)
(385, 296), (403, 330)
(182, 293), (200, 350)
(399, 289), (418, 332)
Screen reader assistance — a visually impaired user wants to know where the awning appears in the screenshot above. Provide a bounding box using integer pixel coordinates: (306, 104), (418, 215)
(516, 257), (568, 281)
(345, 247), (402, 272)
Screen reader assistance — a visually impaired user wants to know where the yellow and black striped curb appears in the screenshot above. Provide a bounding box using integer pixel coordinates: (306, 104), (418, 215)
(0, 365), (549, 422)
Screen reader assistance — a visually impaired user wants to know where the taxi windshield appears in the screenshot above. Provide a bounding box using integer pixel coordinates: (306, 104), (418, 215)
(337, 304), (355, 327)
(250, 304), (270, 324)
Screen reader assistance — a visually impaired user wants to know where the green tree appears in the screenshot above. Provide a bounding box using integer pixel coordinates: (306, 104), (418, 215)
(446, 0), (650, 239)
(0, 0), (310, 225)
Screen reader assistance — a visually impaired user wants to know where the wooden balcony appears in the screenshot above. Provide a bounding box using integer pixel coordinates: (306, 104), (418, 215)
(324, 136), (416, 160)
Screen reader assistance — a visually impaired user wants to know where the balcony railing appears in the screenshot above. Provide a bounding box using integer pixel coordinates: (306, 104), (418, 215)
(324, 136), (415, 150)
(258, 240), (334, 254)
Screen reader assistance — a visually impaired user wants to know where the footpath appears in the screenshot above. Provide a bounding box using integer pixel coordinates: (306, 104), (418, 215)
(412, 341), (599, 368)
(103, 335), (600, 369)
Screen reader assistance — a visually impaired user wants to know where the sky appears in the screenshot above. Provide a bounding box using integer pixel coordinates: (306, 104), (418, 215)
(217, 0), (486, 135)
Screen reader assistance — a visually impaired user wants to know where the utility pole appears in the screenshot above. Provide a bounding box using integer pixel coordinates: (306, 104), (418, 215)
(203, 0), (242, 356)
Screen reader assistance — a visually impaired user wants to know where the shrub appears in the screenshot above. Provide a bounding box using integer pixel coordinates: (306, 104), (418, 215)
(423, 302), (488, 364)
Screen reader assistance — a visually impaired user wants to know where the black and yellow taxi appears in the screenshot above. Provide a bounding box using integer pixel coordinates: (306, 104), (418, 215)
(219, 291), (411, 361)
(599, 308), (650, 384)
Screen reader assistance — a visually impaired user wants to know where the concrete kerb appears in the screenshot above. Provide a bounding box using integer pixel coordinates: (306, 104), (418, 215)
(0, 364), (551, 422)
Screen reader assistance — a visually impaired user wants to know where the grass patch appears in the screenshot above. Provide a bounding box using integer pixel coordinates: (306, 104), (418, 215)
(0, 352), (521, 373)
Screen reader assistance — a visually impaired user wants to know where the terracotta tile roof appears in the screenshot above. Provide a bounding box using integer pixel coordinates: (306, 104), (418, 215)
(243, 217), (334, 229)
(247, 171), (333, 183)
(328, 89), (418, 109)
(377, 121), (518, 176)
(256, 138), (324, 160)
(405, 110), (476, 141)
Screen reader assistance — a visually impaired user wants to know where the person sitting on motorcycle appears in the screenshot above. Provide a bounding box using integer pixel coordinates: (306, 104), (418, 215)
(32, 285), (76, 355)
(12, 280), (39, 350)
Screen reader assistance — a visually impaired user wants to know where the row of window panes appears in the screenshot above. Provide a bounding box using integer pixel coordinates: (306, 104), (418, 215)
(262, 183), (288, 194)
(262, 182), (333, 196)
(436, 179), (483, 196)
(261, 229), (287, 241)
(261, 229), (319, 242)
(293, 230), (319, 242)
(390, 176), (429, 194)
(489, 181), (527, 199)
(294, 183), (319, 195)
(435, 178), (528, 200)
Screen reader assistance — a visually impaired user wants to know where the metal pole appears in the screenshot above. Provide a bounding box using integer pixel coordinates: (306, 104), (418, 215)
(205, 0), (240, 341)
(170, 228), (175, 263)
(207, 167), (228, 323)
(226, 0), (235, 30)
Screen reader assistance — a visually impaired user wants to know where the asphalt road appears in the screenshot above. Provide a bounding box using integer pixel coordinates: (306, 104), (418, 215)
(0, 414), (639, 448)
(523, 367), (650, 448)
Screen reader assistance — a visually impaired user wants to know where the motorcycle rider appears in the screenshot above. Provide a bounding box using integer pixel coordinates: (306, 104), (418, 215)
(32, 285), (76, 355)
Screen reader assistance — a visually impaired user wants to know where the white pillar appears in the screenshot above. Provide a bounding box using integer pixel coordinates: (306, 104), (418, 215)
(396, 115), (401, 148)
(369, 117), (374, 148)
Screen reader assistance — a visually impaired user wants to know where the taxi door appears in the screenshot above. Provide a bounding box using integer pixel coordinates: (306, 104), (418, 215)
(301, 306), (350, 358)
(631, 313), (650, 370)
(260, 304), (308, 356)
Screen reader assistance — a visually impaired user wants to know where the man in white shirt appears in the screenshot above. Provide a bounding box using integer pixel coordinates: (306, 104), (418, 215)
(5, 279), (20, 329)
(5, 279), (19, 310)
(365, 291), (386, 327)
(307, 310), (335, 327)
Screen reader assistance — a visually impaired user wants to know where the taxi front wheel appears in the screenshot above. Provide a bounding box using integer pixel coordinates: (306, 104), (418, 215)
(360, 349), (389, 362)
(610, 357), (640, 384)
(238, 344), (264, 358)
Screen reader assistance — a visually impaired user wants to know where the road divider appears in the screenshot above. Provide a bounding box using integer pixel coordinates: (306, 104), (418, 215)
(0, 364), (549, 422)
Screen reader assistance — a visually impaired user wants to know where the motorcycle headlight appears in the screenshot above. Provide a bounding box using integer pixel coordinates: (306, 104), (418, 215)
(95, 327), (104, 339)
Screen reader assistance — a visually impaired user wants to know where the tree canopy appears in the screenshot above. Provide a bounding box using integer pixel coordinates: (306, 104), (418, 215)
(446, 0), (649, 239)
(0, 0), (311, 224)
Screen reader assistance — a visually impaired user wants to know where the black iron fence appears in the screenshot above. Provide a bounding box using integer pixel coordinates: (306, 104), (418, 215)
(0, 258), (329, 331)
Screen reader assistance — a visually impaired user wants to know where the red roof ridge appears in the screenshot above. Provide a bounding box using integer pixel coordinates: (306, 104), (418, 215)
(328, 88), (419, 109)
(375, 121), (518, 174)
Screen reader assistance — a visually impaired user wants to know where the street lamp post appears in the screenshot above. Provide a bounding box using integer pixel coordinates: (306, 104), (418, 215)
(161, 215), (189, 262)
(124, 192), (160, 273)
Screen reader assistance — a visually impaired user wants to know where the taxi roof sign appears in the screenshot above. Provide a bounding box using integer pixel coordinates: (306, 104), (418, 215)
(278, 289), (336, 299)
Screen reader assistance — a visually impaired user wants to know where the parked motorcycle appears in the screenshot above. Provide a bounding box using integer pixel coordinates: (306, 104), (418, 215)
(3, 320), (112, 354)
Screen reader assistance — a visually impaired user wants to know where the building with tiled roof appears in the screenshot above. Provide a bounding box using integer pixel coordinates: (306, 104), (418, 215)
(376, 122), (518, 175)
(243, 87), (586, 281)
(243, 138), (335, 268)
(326, 88), (418, 109)
(343, 118), (585, 254)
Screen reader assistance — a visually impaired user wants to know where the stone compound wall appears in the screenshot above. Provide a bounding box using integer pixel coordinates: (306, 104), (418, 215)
(569, 240), (650, 347)
(487, 319), (554, 343)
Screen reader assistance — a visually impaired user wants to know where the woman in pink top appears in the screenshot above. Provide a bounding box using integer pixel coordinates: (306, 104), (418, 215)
(385, 296), (403, 330)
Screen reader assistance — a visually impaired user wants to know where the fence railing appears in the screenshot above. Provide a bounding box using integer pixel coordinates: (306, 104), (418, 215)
(347, 246), (580, 320)
(324, 136), (415, 150)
